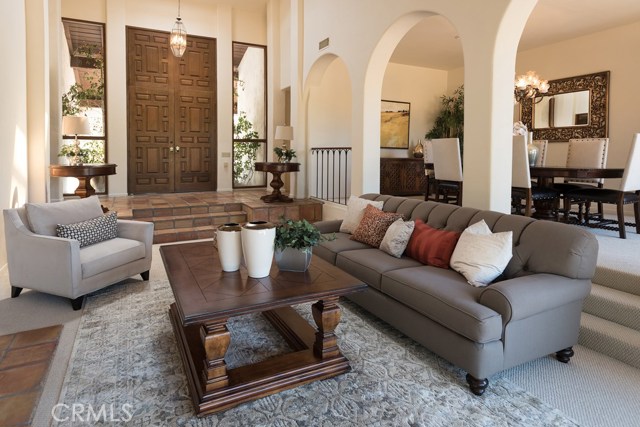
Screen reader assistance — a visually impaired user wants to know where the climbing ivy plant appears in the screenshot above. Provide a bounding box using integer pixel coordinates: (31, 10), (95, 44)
(233, 112), (261, 185)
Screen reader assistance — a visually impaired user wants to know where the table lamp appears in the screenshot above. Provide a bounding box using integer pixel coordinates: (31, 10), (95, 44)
(275, 125), (294, 148)
(62, 116), (90, 165)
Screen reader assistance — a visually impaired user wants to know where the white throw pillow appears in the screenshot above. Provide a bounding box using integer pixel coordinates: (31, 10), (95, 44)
(339, 196), (384, 233)
(449, 220), (513, 287)
(380, 219), (415, 258)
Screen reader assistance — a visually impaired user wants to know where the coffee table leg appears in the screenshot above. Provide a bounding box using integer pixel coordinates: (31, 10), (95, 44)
(311, 297), (341, 359)
(200, 320), (230, 392)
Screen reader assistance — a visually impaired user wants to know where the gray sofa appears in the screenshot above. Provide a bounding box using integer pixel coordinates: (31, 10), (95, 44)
(313, 194), (598, 395)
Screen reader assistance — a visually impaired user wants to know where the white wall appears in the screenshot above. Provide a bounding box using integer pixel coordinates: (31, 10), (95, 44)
(381, 62), (447, 158)
(0, 0), (29, 269)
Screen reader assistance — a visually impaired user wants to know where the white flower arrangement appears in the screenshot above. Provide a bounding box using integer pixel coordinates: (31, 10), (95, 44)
(513, 121), (528, 136)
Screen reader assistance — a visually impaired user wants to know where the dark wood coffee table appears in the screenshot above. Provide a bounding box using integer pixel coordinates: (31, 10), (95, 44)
(160, 241), (366, 416)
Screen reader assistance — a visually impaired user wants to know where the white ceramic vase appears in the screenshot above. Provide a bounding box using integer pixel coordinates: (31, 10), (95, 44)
(241, 221), (276, 278)
(216, 223), (242, 272)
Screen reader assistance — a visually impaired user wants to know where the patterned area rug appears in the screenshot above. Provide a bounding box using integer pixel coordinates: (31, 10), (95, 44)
(55, 278), (578, 426)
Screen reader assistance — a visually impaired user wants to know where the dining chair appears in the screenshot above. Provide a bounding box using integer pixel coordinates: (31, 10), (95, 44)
(565, 134), (640, 239)
(532, 139), (548, 167)
(423, 140), (435, 200)
(511, 136), (559, 217)
(555, 137), (609, 221)
(431, 138), (463, 205)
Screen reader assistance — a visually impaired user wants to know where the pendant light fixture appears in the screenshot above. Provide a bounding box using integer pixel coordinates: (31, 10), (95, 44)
(170, 0), (187, 58)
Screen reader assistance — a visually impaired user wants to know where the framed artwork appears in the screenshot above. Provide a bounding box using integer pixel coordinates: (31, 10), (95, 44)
(380, 100), (410, 149)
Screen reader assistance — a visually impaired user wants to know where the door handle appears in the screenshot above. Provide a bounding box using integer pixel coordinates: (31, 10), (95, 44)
(175, 146), (181, 152)
(169, 146), (174, 152)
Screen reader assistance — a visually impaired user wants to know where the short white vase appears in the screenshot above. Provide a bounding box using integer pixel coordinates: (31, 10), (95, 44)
(241, 221), (276, 278)
(216, 223), (242, 272)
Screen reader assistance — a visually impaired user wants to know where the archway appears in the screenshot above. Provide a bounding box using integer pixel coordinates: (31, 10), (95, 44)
(304, 54), (353, 218)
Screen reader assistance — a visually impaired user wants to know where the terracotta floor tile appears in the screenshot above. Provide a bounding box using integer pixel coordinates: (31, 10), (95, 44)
(0, 362), (48, 397)
(0, 342), (57, 370)
(11, 325), (62, 349)
(0, 392), (39, 426)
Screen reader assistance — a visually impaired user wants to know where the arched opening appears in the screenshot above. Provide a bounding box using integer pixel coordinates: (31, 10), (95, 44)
(305, 55), (353, 218)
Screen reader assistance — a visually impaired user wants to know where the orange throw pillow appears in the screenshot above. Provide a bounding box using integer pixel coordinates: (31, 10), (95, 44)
(405, 220), (461, 268)
(351, 204), (403, 248)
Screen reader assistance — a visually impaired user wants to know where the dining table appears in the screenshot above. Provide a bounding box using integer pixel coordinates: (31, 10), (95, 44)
(529, 166), (625, 221)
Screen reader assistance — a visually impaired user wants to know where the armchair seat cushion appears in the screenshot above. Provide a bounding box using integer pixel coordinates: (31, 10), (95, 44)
(80, 237), (146, 278)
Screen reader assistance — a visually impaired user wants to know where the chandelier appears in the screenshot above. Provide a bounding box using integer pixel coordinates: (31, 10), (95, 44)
(170, 0), (187, 58)
(514, 71), (549, 104)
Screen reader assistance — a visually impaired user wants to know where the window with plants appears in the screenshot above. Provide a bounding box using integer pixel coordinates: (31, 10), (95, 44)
(232, 42), (267, 188)
(60, 18), (107, 193)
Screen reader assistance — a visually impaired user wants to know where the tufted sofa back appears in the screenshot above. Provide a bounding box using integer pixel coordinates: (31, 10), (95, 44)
(359, 194), (598, 281)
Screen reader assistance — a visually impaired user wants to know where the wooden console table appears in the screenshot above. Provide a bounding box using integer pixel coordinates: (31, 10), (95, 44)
(50, 163), (117, 198)
(254, 162), (300, 203)
(380, 158), (427, 196)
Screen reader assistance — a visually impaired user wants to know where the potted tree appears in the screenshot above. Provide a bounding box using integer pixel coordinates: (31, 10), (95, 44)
(274, 218), (333, 272)
(425, 85), (464, 155)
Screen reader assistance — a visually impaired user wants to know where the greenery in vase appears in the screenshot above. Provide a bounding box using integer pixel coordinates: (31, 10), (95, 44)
(273, 146), (297, 162)
(58, 140), (104, 164)
(425, 85), (464, 156)
(274, 218), (334, 254)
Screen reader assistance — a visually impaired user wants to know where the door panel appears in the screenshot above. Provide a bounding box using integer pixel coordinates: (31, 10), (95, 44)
(127, 27), (216, 194)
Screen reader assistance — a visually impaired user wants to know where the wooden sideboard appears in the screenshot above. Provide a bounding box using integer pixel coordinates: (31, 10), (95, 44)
(380, 158), (427, 196)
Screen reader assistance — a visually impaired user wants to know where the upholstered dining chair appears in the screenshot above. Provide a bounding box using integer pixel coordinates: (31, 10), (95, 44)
(532, 139), (548, 167)
(431, 138), (463, 205)
(423, 139), (435, 200)
(511, 136), (559, 217)
(566, 134), (640, 239)
(556, 137), (609, 221)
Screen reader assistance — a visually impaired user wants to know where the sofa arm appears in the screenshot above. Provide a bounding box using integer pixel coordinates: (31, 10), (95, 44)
(314, 220), (342, 234)
(117, 219), (154, 257)
(479, 273), (591, 324)
(4, 210), (81, 298)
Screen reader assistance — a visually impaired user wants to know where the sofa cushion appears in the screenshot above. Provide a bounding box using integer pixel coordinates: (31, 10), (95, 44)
(339, 196), (384, 233)
(380, 219), (415, 258)
(336, 249), (422, 290)
(313, 232), (372, 265)
(351, 205), (403, 248)
(80, 237), (146, 278)
(381, 266), (503, 343)
(449, 220), (513, 287)
(56, 212), (118, 248)
(405, 220), (461, 268)
(25, 196), (105, 236)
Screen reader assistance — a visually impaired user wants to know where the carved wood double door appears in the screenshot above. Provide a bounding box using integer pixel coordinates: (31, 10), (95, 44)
(126, 27), (217, 194)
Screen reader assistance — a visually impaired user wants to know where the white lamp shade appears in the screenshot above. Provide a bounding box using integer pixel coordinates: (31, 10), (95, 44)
(62, 116), (90, 135)
(275, 125), (294, 141)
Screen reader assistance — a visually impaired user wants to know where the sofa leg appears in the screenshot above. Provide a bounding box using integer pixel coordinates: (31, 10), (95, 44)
(140, 270), (150, 281)
(70, 296), (85, 311)
(556, 347), (575, 363)
(466, 373), (489, 396)
(11, 286), (23, 298)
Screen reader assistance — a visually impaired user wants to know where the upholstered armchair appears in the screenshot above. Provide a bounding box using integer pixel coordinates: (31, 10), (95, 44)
(3, 196), (153, 310)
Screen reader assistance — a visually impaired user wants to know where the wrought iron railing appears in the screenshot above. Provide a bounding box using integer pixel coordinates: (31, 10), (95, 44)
(310, 147), (352, 205)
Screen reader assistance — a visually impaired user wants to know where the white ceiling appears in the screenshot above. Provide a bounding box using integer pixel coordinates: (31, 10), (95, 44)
(390, 0), (640, 70)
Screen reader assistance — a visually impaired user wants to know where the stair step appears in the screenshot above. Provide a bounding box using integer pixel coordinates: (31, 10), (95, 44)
(153, 226), (216, 244)
(592, 266), (640, 297)
(138, 211), (247, 230)
(579, 312), (640, 369)
(130, 202), (244, 219)
(583, 283), (640, 331)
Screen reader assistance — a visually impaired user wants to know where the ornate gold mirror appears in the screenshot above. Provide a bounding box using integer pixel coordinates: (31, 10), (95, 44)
(521, 71), (609, 142)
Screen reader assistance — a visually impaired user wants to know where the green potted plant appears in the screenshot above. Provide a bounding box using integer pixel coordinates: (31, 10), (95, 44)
(425, 85), (464, 156)
(274, 218), (333, 272)
(273, 146), (297, 163)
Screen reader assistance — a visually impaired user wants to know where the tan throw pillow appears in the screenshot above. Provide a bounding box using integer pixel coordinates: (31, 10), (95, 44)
(449, 220), (513, 287)
(339, 196), (384, 233)
(351, 204), (403, 248)
(380, 219), (415, 258)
